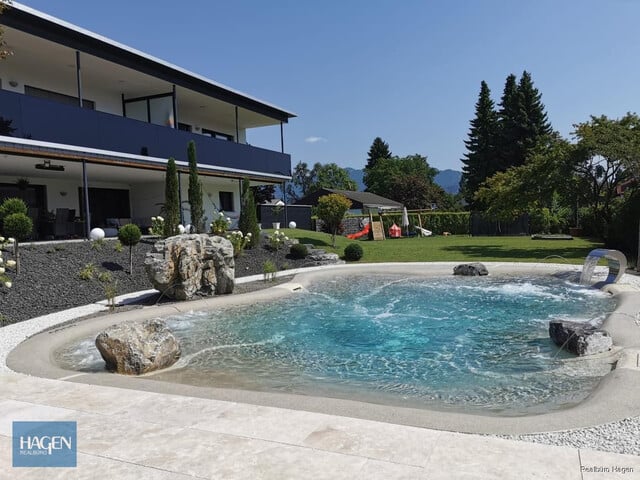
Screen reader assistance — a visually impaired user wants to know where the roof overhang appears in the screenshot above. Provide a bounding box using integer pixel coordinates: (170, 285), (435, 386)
(2, 2), (296, 123)
(0, 137), (290, 184)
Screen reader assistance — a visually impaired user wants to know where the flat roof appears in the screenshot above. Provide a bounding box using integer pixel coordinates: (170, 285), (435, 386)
(2, 2), (296, 123)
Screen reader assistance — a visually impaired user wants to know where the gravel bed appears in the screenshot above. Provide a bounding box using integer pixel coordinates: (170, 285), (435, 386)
(0, 235), (315, 324)
(497, 417), (640, 455)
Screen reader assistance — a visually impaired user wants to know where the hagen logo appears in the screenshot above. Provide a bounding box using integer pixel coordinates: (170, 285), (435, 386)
(13, 421), (77, 468)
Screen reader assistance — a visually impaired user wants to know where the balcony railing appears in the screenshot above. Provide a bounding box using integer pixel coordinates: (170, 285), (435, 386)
(0, 89), (291, 177)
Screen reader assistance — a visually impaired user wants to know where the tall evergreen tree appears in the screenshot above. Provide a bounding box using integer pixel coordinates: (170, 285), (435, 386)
(163, 158), (180, 237)
(238, 178), (260, 248)
(497, 71), (553, 171)
(497, 73), (525, 170)
(187, 141), (204, 233)
(365, 137), (392, 171)
(518, 70), (553, 153)
(460, 81), (500, 208)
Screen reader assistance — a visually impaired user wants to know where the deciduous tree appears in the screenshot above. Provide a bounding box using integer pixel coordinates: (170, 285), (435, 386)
(315, 194), (352, 247)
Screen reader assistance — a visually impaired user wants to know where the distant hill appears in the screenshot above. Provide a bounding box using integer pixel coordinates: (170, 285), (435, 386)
(344, 168), (365, 191)
(276, 166), (462, 200)
(434, 169), (462, 194)
(345, 167), (461, 194)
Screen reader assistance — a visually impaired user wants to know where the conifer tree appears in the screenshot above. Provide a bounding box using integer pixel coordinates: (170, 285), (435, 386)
(497, 73), (525, 170)
(238, 178), (260, 248)
(517, 70), (552, 153)
(460, 81), (500, 208)
(497, 71), (553, 171)
(365, 137), (392, 171)
(163, 158), (180, 237)
(187, 141), (204, 232)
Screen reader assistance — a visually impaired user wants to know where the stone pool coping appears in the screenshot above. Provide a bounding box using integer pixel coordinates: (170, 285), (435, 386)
(5, 262), (640, 436)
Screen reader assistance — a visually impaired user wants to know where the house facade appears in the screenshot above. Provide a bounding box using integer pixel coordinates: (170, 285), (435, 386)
(0, 2), (295, 238)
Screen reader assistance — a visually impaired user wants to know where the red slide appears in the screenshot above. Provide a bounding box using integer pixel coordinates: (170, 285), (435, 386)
(347, 222), (370, 239)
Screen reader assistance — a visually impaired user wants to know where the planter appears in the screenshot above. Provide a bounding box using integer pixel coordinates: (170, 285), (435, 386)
(568, 227), (583, 237)
(272, 222), (280, 230)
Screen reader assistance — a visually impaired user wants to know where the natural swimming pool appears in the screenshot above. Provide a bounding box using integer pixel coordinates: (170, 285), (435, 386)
(57, 274), (617, 414)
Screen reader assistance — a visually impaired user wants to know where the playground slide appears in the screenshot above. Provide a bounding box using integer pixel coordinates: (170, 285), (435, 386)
(347, 223), (371, 239)
(415, 226), (433, 237)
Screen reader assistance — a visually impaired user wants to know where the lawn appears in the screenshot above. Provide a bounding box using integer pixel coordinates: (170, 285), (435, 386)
(267, 229), (603, 264)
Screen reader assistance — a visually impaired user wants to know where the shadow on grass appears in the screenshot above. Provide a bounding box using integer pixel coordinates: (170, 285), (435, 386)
(441, 244), (594, 261)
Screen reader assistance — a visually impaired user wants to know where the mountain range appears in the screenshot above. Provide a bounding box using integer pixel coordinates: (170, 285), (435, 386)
(344, 168), (461, 194)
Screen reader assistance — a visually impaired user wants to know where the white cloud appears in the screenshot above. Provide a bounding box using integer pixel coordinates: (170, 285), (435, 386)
(305, 136), (327, 144)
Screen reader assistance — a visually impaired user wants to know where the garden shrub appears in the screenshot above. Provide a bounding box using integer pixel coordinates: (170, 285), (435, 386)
(118, 224), (142, 274)
(344, 243), (364, 261)
(289, 243), (308, 259)
(0, 197), (27, 220)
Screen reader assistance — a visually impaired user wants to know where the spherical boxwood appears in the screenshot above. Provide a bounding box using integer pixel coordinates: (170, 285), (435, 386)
(289, 243), (308, 259)
(344, 243), (363, 261)
(3, 213), (33, 241)
(118, 223), (142, 246)
(0, 197), (27, 220)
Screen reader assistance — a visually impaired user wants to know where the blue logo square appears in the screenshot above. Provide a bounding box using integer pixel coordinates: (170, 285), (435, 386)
(12, 421), (77, 468)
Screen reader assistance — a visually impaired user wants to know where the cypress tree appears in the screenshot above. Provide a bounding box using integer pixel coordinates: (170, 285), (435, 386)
(238, 178), (260, 248)
(163, 158), (180, 237)
(365, 137), (392, 171)
(187, 141), (204, 232)
(460, 81), (500, 208)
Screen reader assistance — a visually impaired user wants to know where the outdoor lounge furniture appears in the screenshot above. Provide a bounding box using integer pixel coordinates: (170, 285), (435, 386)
(54, 208), (75, 238)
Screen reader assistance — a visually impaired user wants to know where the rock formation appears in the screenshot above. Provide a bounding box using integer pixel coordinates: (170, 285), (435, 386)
(453, 263), (489, 276)
(549, 320), (613, 356)
(144, 234), (234, 300)
(95, 319), (181, 374)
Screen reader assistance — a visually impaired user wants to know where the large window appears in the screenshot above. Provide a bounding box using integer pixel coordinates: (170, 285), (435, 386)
(78, 187), (130, 228)
(25, 85), (95, 109)
(123, 92), (175, 127)
(219, 191), (234, 211)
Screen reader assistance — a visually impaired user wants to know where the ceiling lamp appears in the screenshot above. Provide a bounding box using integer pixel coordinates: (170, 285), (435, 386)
(35, 160), (65, 172)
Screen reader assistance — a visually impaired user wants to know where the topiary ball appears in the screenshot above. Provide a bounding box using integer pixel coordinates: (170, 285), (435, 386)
(118, 223), (142, 246)
(0, 198), (28, 220)
(289, 243), (308, 259)
(3, 213), (33, 241)
(344, 243), (363, 261)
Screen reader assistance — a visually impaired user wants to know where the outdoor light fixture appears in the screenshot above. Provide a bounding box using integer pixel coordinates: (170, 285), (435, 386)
(35, 160), (65, 171)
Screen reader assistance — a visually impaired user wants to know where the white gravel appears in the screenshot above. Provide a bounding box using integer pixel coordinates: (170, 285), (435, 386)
(498, 416), (640, 455)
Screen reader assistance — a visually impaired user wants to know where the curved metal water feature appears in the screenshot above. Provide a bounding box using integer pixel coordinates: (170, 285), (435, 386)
(579, 249), (627, 285)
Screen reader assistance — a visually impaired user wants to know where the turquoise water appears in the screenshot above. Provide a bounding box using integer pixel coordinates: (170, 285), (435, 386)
(58, 274), (617, 413)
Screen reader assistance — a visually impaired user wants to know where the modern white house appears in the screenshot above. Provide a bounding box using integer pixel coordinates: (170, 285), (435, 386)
(0, 2), (295, 239)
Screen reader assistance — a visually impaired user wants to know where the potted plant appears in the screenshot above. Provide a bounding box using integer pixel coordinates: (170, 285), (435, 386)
(271, 204), (283, 229)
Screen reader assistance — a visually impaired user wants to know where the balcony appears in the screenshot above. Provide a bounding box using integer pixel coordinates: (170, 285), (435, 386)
(0, 89), (291, 178)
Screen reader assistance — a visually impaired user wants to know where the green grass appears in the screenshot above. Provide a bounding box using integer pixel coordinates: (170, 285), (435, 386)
(268, 229), (603, 264)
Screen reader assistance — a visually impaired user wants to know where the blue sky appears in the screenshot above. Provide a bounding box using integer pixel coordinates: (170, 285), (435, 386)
(19, 0), (640, 172)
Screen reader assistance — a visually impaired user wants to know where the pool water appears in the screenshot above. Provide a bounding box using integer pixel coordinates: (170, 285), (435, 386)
(57, 275), (617, 414)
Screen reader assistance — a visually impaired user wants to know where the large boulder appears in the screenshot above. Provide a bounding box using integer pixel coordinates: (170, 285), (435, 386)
(95, 319), (181, 374)
(549, 320), (613, 356)
(144, 234), (234, 300)
(453, 263), (488, 276)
